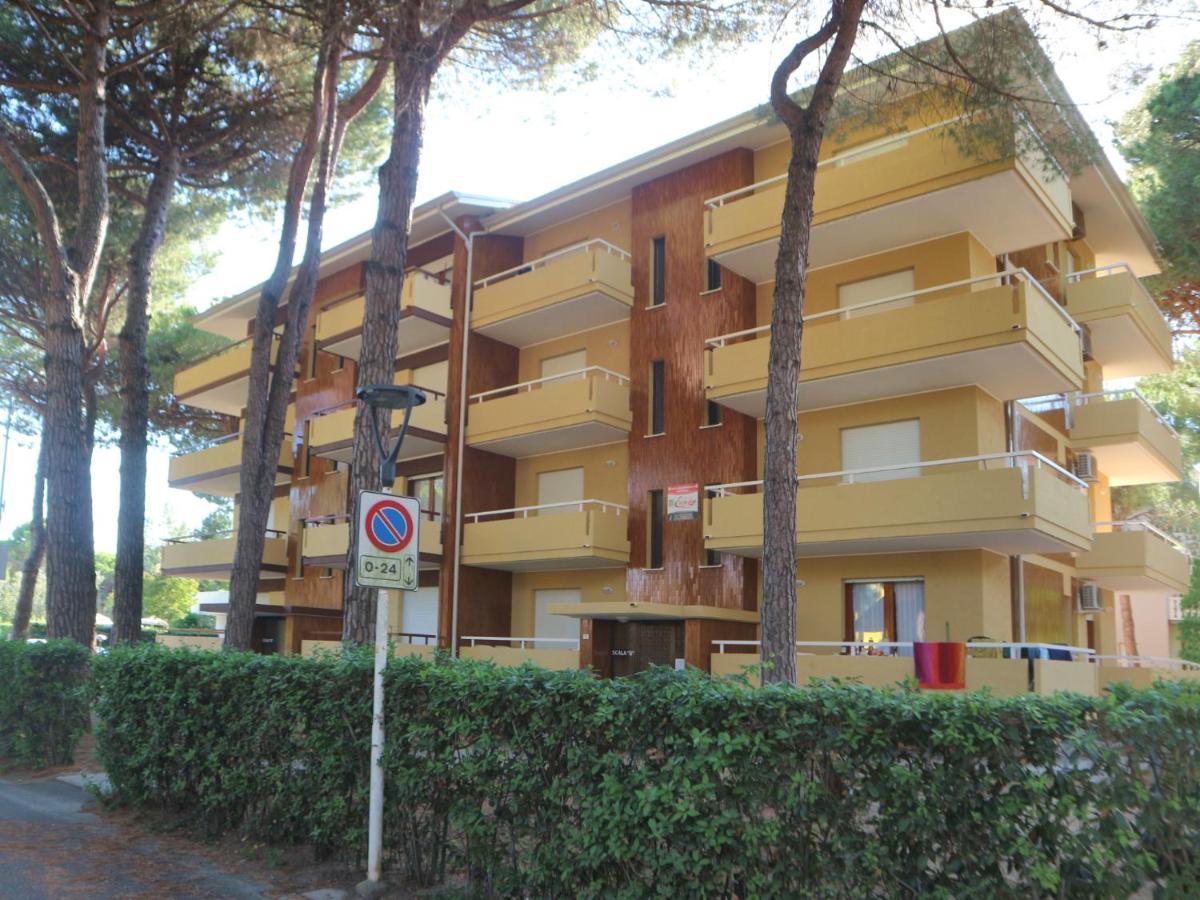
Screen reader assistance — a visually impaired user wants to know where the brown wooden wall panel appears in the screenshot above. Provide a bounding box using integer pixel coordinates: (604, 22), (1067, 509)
(626, 149), (760, 612)
(439, 225), (524, 647)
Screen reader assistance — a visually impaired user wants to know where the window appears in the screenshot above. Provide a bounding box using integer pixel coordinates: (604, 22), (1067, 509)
(649, 360), (665, 435)
(704, 400), (722, 428)
(844, 580), (925, 654)
(840, 419), (920, 483)
(647, 489), (664, 569)
(705, 259), (722, 292)
(409, 474), (444, 518)
(651, 236), (666, 306)
(537, 467), (584, 515)
(540, 349), (587, 384)
(837, 268), (915, 319)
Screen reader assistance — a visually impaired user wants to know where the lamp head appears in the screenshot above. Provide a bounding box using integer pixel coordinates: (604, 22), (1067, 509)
(356, 384), (427, 411)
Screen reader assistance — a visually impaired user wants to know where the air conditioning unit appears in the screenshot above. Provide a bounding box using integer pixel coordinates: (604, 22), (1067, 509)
(1078, 583), (1102, 612)
(1073, 451), (1099, 482)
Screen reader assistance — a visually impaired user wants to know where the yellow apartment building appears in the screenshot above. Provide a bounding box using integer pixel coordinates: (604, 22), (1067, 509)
(164, 41), (1194, 692)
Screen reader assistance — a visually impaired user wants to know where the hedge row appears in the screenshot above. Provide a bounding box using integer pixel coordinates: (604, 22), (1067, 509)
(92, 647), (1200, 897)
(0, 639), (91, 768)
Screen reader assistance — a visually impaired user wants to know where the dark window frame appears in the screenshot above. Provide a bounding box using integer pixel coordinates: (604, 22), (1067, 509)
(649, 360), (665, 435)
(650, 236), (666, 306)
(705, 259), (722, 292)
(647, 489), (664, 569)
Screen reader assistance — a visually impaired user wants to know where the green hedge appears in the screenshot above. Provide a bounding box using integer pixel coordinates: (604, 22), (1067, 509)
(92, 647), (1200, 896)
(0, 639), (91, 768)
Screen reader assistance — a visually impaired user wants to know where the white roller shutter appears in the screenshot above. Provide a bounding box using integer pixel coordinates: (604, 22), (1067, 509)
(837, 268), (915, 319)
(840, 419), (920, 483)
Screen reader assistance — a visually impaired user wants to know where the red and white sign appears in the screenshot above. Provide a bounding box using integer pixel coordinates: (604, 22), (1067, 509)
(355, 491), (420, 590)
(666, 483), (699, 521)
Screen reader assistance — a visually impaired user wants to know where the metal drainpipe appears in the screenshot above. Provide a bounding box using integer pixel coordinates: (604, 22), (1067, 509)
(438, 208), (480, 658)
(1005, 400), (1026, 642)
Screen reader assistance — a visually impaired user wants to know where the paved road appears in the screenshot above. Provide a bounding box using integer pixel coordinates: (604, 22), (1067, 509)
(0, 777), (279, 899)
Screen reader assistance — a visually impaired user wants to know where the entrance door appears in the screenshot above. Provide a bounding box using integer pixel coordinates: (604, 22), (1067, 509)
(533, 588), (580, 649)
(251, 617), (284, 655)
(537, 467), (584, 515)
(609, 621), (684, 676)
(400, 586), (438, 643)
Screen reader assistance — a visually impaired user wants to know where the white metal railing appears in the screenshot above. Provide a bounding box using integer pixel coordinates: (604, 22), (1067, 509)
(706, 451), (1085, 500)
(465, 498), (628, 524)
(1088, 654), (1200, 672)
(710, 639), (1093, 659)
(1073, 388), (1178, 437)
(703, 114), (977, 210)
(309, 384), (447, 420)
(1093, 520), (1192, 558)
(469, 366), (629, 404)
(165, 528), (286, 544)
(704, 268), (1079, 350)
(390, 631), (437, 645)
(473, 239), (631, 290)
(1168, 595), (1187, 622)
(462, 635), (581, 651)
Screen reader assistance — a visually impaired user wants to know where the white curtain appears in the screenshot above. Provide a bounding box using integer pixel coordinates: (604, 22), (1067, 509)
(851, 583), (886, 646)
(894, 581), (926, 657)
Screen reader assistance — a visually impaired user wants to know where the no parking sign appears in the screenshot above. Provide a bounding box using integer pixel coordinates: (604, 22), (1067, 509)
(355, 491), (420, 590)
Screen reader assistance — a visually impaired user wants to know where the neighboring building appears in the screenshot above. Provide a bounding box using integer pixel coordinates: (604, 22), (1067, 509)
(163, 33), (1194, 691)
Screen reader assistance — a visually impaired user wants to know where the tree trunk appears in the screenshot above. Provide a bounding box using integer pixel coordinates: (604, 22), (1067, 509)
(1119, 594), (1140, 658)
(343, 74), (432, 646)
(225, 41), (339, 651)
(9, 434), (47, 641)
(760, 0), (864, 684)
(114, 155), (179, 646)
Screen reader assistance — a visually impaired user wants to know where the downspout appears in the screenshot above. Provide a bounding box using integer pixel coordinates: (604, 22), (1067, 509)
(1005, 400), (1026, 643)
(438, 208), (481, 658)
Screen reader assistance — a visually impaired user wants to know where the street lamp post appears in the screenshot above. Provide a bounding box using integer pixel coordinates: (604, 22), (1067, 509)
(355, 384), (425, 897)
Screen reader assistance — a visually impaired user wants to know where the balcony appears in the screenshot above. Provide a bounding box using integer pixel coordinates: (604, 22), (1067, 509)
(174, 335), (278, 416)
(460, 636), (580, 670)
(710, 640), (1200, 694)
(461, 500), (630, 571)
(1069, 390), (1183, 486)
(705, 271), (1083, 418)
(705, 117), (1073, 282)
(1063, 265), (1173, 379)
(705, 452), (1092, 558)
(300, 513), (442, 568)
(161, 530), (288, 581)
(168, 433), (293, 496)
(309, 389), (446, 464)
(467, 367), (631, 457)
(471, 240), (633, 347)
(1076, 521), (1192, 594)
(315, 272), (453, 360)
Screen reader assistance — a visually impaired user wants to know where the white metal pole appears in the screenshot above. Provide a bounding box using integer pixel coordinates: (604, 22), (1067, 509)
(366, 584), (389, 884)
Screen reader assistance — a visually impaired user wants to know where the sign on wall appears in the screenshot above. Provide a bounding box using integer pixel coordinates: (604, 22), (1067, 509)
(666, 483), (699, 521)
(355, 491), (420, 590)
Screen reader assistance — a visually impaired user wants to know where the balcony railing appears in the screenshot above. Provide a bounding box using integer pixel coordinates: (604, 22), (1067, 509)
(705, 451), (1091, 558)
(467, 367), (632, 457)
(704, 269), (1083, 418)
(1093, 520), (1191, 558)
(465, 498), (629, 523)
(1063, 263), (1174, 378)
(174, 333), (280, 416)
(459, 635), (581, 670)
(474, 239), (631, 289)
(703, 114), (1073, 282)
(462, 635), (581, 650)
(308, 387), (447, 463)
(301, 509), (442, 566)
(470, 240), (634, 347)
(712, 639), (1094, 659)
(708, 451), (1085, 497)
(1074, 389), (1177, 437)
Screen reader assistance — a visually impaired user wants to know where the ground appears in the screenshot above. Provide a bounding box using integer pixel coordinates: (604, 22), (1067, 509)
(0, 737), (412, 899)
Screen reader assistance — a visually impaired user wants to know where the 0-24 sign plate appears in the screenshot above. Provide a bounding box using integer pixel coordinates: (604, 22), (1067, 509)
(355, 491), (420, 590)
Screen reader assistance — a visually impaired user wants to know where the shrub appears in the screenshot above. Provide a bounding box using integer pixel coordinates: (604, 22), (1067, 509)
(0, 639), (91, 768)
(93, 647), (1200, 896)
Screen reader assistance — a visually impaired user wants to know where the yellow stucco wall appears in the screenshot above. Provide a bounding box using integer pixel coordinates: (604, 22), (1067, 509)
(755, 231), (997, 324)
(509, 569), (627, 634)
(513, 442), (629, 509)
(515, 321), (630, 383)
(522, 198), (633, 261)
(794, 549), (1013, 644)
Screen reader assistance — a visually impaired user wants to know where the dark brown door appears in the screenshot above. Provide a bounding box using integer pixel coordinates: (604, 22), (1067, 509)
(609, 621), (684, 677)
(251, 617), (284, 655)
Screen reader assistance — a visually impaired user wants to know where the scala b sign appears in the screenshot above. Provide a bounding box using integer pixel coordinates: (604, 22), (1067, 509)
(355, 491), (420, 591)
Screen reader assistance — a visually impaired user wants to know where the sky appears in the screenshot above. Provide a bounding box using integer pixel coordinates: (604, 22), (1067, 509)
(0, 13), (1190, 551)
